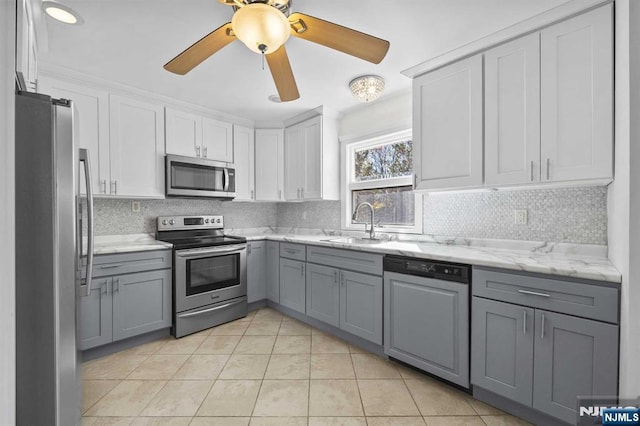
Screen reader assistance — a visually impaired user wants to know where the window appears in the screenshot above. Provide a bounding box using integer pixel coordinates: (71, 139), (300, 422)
(343, 130), (422, 233)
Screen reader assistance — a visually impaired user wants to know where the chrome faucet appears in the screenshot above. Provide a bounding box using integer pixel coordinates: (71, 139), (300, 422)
(352, 202), (376, 240)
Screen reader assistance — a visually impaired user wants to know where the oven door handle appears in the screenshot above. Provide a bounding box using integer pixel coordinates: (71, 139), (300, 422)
(175, 244), (246, 259)
(177, 299), (245, 319)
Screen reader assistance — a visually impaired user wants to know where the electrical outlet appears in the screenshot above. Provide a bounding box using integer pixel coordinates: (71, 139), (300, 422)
(132, 201), (141, 213)
(514, 209), (528, 225)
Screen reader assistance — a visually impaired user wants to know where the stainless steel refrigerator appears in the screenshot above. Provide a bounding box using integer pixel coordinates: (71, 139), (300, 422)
(15, 91), (95, 425)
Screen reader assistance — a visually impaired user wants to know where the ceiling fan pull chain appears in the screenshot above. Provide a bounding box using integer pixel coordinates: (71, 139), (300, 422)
(262, 52), (265, 70)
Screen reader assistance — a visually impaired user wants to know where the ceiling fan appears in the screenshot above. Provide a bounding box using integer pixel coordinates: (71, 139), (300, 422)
(163, 0), (390, 102)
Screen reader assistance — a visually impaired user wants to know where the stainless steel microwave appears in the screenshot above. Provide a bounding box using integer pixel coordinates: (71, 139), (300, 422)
(165, 154), (236, 199)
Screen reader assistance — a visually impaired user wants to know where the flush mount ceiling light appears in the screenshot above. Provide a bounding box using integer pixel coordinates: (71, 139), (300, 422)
(163, 0), (390, 103)
(42, 1), (84, 25)
(349, 75), (385, 103)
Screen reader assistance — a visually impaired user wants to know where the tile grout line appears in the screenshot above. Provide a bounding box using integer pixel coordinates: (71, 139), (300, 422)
(248, 311), (282, 419)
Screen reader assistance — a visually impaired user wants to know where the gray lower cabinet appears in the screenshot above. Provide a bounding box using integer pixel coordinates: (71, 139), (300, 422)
(280, 258), (306, 313)
(79, 278), (113, 350)
(78, 250), (172, 350)
(306, 263), (340, 327)
(472, 267), (620, 425)
(112, 270), (172, 341)
(341, 270), (382, 344)
(533, 310), (619, 424)
(266, 241), (280, 303)
(247, 241), (267, 303)
(385, 271), (469, 387)
(471, 297), (534, 404)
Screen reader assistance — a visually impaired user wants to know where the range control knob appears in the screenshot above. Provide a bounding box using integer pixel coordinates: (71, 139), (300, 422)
(169, 219), (176, 225)
(205, 219), (210, 223)
(427, 265), (437, 273)
(161, 220), (168, 226)
(216, 219), (221, 223)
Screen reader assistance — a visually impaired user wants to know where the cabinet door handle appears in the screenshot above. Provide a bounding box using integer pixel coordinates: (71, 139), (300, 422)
(530, 161), (534, 182)
(195, 146), (201, 157)
(247, 244), (252, 254)
(203, 147), (208, 158)
(523, 310), (527, 335)
(541, 313), (545, 339)
(101, 180), (107, 194)
(333, 270), (338, 284)
(518, 289), (550, 298)
(414, 174), (417, 189)
(111, 180), (117, 195)
(546, 158), (550, 180)
(278, 189), (282, 200)
(251, 189), (254, 200)
(101, 281), (108, 296)
(300, 264), (305, 277)
(113, 277), (120, 293)
(340, 272), (345, 287)
(301, 188), (304, 198)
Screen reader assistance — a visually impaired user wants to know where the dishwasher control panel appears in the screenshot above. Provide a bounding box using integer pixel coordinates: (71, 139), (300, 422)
(384, 255), (470, 284)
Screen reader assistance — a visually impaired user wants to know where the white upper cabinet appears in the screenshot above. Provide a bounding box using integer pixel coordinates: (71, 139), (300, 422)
(109, 95), (165, 198)
(284, 114), (339, 201)
(16, 0), (38, 91)
(540, 4), (613, 183)
(255, 129), (284, 201)
(203, 117), (234, 163)
(165, 108), (234, 162)
(233, 124), (255, 201)
(165, 108), (202, 158)
(485, 33), (541, 186)
(413, 55), (483, 191)
(39, 77), (111, 195)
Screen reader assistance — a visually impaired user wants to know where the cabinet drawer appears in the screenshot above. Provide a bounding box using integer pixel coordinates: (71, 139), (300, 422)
(87, 250), (172, 278)
(280, 243), (306, 261)
(307, 245), (383, 276)
(473, 268), (619, 323)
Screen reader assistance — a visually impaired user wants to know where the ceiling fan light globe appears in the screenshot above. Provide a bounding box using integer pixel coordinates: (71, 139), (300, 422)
(232, 3), (291, 54)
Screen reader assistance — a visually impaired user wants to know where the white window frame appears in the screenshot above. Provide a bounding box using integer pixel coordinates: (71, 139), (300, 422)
(341, 129), (423, 234)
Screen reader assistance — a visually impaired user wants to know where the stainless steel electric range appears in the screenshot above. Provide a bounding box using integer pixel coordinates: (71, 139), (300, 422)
(156, 215), (248, 338)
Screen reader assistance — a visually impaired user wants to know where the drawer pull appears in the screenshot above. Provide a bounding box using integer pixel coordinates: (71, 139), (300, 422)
(284, 249), (297, 254)
(518, 289), (551, 298)
(100, 264), (125, 269)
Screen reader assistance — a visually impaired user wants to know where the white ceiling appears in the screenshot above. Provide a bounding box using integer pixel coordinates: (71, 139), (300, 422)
(39, 0), (571, 124)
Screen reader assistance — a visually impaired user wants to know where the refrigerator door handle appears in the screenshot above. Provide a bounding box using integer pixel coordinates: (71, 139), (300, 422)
(79, 148), (95, 297)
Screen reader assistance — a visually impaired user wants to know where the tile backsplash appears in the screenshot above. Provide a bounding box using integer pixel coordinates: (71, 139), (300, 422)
(423, 186), (608, 245)
(93, 198), (277, 236)
(95, 186), (608, 245)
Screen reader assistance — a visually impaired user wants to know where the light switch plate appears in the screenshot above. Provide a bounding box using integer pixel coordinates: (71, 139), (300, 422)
(514, 209), (528, 225)
(132, 201), (141, 213)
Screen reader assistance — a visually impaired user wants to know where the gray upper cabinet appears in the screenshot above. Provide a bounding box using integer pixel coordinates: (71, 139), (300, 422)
(341, 270), (382, 345)
(540, 4), (613, 183)
(112, 269), (172, 341)
(247, 241), (267, 303)
(279, 258), (306, 314)
(306, 263), (340, 327)
(266, 241), (280, 303)
(385, 271), (469, 387)
(78, 278), (113, 350)
(533, 310), (619, 424)
(471, 297), (534, 405)
(413, 55), (484, 191)
(484, 33), (541, 186)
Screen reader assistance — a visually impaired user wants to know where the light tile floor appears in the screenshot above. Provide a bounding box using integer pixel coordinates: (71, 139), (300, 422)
(82, 307), (532, 426)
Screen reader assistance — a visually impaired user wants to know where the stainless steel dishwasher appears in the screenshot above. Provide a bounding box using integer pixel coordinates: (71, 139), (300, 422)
(383, 255), (471, 388)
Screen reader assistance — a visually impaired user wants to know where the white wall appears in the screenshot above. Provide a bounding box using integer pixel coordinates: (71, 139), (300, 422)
(0, 0), (16, 423)
(608, 0), (640, 399)
(338, 90), (411, 142)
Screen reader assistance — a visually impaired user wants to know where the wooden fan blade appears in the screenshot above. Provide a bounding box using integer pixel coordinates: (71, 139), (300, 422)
(288, 12), (389, 64)
(164, 22), (235, 75)
(265, 46), (300, 102)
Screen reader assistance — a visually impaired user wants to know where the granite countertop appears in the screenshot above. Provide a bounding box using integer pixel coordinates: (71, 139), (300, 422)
(93, 234), (173, 255)
(243, 233), (622, 284)
(92, 231), (621, 284)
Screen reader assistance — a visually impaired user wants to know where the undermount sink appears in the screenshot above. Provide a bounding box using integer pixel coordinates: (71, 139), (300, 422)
(322, 237), (384, 245)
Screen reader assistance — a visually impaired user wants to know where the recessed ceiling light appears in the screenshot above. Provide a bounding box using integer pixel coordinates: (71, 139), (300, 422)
(268, 94), (282, 103)
(42, 1), (84, 25)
